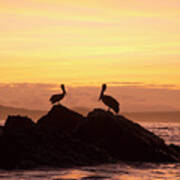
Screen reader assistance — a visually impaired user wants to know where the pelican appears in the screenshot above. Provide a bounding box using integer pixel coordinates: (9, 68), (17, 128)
(49, 84), (66, 104)
(99, 84), (120, 114)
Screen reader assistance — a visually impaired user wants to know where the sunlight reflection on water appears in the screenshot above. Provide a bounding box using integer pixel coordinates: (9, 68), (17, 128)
(141, 122), (180, 146)
(1, 163), (179, 180)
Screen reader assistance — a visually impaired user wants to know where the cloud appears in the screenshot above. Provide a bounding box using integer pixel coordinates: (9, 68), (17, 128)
(146, 84), (176, 89)
(106, 81), (144, 86)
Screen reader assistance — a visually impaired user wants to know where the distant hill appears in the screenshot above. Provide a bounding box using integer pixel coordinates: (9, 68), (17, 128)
(0, 105), (90, 123)
(0, 104), (180, 125)
(0, 105), (47, 123)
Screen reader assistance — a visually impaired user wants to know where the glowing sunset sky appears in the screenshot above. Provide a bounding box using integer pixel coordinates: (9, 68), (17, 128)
(1, 0), (180, 86)
(0, 0), (180, 112)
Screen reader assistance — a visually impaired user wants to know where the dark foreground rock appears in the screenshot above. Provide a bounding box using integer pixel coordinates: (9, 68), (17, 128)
(4, 115), (36, 132)
(37, 105), (84, 134)
(75, 109), (180, 162)
(0, 104), (180, 169)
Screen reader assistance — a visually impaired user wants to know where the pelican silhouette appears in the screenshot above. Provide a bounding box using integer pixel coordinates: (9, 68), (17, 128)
(99, 84), (120, 114)
(50, 84), (66, 104)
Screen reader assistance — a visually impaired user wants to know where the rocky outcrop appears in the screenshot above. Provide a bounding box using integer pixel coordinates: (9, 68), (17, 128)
(0, 106), (110, 169)
(75, 109), (180, 162)
(0, 105), (180, 169)
(4, 115), (36, 132)
(37, 105), (84, 134)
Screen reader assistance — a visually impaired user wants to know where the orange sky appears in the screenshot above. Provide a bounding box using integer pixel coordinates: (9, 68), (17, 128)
(0, 1), (180, 112)
(0, 0), (180, 87)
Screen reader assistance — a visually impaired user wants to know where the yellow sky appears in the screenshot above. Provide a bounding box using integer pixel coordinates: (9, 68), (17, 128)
(1, 0), (180, 87)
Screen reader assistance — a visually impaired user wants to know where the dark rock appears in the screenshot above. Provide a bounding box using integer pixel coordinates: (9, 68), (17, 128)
(37, 105), (84, 134)
(4, 115), (36, 132)
(0, 126), (4, 136)
(169, 144), (180, 159)
(0, 105), (180, 170)
(0, 107), (111, 169)
(0, 116), (36, 169)
(75, 109), (180, 162)
(169, 144), (180, 152)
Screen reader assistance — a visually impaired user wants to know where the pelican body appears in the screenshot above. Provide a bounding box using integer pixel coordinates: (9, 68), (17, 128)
(50, 84), (66, 104)
(99, 84), (120, 114)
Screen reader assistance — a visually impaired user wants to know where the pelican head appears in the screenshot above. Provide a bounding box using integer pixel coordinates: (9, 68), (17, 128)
(99, 84), (107, 100)
(102, 84), (107, 91)
(61, 84), (64, 89)
(60, 84), (66, 94)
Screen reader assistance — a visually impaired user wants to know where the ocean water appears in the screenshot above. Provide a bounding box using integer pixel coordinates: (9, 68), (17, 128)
(1, 121), (180, 179)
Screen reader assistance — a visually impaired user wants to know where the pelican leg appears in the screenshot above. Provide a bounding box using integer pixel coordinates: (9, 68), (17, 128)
(108, 107), (111, 112)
